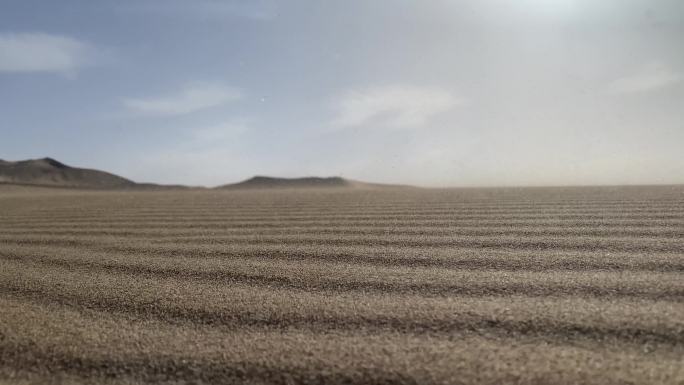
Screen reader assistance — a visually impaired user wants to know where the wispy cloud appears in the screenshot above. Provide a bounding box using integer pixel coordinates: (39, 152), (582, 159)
(609, 63), (683, 94)
(331, 85), (461, 129)
(0, 33), (91, 73)
(124, 84), (242, 116)
(123, 0), (278, 21)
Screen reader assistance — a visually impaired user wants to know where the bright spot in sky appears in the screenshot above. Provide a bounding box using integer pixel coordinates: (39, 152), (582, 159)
(518, 0), (580, 16)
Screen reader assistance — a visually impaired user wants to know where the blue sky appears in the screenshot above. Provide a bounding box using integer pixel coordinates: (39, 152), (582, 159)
(1, 0), (683, 187)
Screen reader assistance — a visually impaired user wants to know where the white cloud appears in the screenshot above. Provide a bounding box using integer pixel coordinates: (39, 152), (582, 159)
(0, 33), (91, 73)
(609, 63), (683, 94)
(124, 84), (242, 116)
(331, 85), (460, 129)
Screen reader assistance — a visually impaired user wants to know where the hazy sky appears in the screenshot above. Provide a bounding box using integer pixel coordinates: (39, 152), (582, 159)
(1, 0), (683, 187)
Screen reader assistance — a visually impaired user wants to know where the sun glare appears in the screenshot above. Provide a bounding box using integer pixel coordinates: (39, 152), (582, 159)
(520, 0), (580, 16)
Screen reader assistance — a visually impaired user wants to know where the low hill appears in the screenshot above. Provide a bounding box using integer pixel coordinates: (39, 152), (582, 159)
(218, 176), (412, 190)
(219, 176), (353, 189)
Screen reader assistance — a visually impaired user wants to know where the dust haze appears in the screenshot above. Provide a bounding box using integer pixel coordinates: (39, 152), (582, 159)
(1, 1), (683, 384)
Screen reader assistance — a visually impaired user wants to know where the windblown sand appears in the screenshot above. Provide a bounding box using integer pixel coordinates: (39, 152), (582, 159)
(1, 185), (683, 384)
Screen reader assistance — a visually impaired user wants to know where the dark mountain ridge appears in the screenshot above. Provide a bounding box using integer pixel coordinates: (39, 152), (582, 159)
(0, 158), (408, 190)
(0, 158), (135, 189)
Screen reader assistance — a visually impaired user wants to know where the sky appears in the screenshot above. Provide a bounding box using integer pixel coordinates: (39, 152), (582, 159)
(1, 0), (683, 187)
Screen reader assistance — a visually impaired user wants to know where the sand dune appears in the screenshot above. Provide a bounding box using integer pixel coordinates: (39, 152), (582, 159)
(0, 185), (683, 384)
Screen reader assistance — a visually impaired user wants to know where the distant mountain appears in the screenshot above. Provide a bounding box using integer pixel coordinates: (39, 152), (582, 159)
(0, 158), (409, 190)
(219, 176), (350, 189)
(218, 175), (407, 189)
(0, 157), (137, 189)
